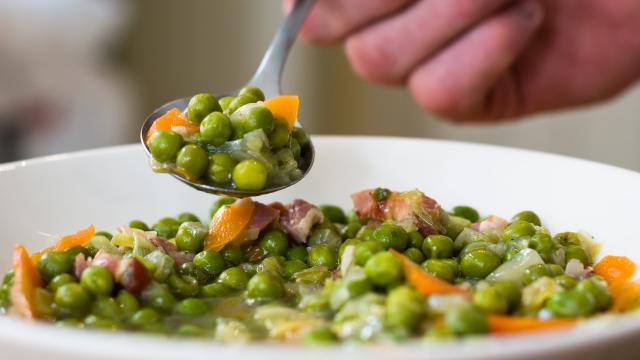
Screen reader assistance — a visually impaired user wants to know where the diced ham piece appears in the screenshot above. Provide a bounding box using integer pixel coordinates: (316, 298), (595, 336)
(73, 251), (151, 294)
(116, 257), (152, 294)
(279, 199), (324, 243)
(472, 215), (508, 232)
(351, 189), (445, 236)
(245, 202), (280, 238)
(91, 250), (121, 275)
(151, 237), (194, 265)
(74, 253), (89, 279)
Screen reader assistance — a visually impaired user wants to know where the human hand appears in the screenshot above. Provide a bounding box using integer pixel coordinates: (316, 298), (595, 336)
(287, 0), (640, 122)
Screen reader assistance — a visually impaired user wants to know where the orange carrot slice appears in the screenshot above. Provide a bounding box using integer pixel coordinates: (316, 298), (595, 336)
(264, 96), (299, 130)
(171, 114), (200, 134)
(145, 108), (181, 142)
(488, 315), (576, 334)
(11, 245), (43, 320)
(594, 255), (637, 287)
(610, 281), (640, 311)
(390, 249), (470, 297)
(30, 225), (95, 265)
(204, 198), (256, 252)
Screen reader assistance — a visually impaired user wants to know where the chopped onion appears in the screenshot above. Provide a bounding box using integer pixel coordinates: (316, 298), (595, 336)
(486, 248), (544, 286)
(565, 258), (585, 277)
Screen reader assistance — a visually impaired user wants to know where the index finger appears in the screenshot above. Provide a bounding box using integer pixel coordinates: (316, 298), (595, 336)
(284, 0), (415, 44)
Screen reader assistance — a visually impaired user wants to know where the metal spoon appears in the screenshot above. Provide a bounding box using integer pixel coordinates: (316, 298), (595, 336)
(140, 0), (316, 198)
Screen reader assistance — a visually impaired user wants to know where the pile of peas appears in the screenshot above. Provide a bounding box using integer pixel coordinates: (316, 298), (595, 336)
(0, 194), (619, 341)
(146, 86), (308, 191)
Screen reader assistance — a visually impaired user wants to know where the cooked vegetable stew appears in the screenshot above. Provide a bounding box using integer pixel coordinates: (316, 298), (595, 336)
(2, 188), (639, 342)
(144, 87), (308, 191)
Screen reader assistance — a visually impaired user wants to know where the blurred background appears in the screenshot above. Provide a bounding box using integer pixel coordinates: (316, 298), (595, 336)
(1, 0), (639, 170)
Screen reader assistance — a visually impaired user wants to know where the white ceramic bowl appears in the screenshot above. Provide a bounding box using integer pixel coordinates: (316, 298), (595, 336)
(1, 136), (640, 360)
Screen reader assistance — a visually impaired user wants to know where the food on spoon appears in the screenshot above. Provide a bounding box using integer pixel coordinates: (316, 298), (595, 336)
(143, 86), (307, 192)
(2, 188), (639, 342)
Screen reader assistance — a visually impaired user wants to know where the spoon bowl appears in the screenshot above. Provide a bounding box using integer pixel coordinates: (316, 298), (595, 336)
(140, 0), (316, 197)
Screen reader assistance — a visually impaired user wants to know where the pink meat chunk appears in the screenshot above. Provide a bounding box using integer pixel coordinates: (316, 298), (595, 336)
(279, 199), (324, 243)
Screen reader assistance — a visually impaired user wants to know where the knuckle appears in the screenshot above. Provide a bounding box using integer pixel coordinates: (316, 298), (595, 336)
(345, 36), (404, 85)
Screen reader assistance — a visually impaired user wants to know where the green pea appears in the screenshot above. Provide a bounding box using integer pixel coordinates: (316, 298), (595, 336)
(210, 196), (236, 218)
(460, 249), (501, 279)
(386, 286), (424, 330)
(84, 315), (119, 329)
(451, 206), (480, 223)
(177, 212), (200, 224)
(565, 245), (590, 265)
(459, 241), (491, 259)
(269, 120), (290, 149)
(175, 221), (207, 253)
(200, 112), (232, 146)
(247, 273), (285, 301)
(219, 244), (243, 265)
(283, 260), (308, 278)
(54, 283), (91, 313)
(373, 223), (408, 251)
(48, 273), (76, 292)
(403, 248), (425, 264)
(193, 250), (226, 276)
(152, 217), (181, 240)
(239, 86), (265, 101)
(356, 227), (375, 241)
(576, 277), (610, 310)
(207, 153), (238, 184)
(422, 259), (458, 283)
(546, 290), (596, 317)
(422, 235), (454, 259)
(176, 144), (209, 181)
(308, 245), (338, 270)
(232, 159), (268, 191)
(201, 283), (230, 298)
(187, 93), (221, 124)
(168, 274), (200, 298)
(445, 215), (472, 240)
(445, 307), (488, 335)
(290, 138), (301, 161)
(408, 231), (424, 249)
(303, 328), (338, 344)
(116, 290), (139, 317)
(258, 229), (289, 256)
(128, 220), (149, 231)
(555, 275), (578, 289)
(292, 127), (309, 146)
(364, 252), (403, 287)
(92, 296), (121, 320)
(226, 94), (259, 116)
(286, 246), (308, 263)
(473, 287), (509, 314)
(354, 240), (384, 266)
(148, 130), (183, 163)
(502, 220), (536, 242)
(319, 205), (347, 224)
(179, 262), (210, 285)
(80, 266), (114, 296)
(522, 264), (552, 285)
(554, 232), (581, 246)
(217, 267), (249, 290)
(37, 252), (74, 283)
(511, 210), (541, 226)
(218, 96), (235, 112)
(130, 307), (161, 327)
(143, 283), (177, 313)
(246, 106), (275, 135)
(175, 298), (208, 316)
(528, 232), (555, 254)
(490, 280), (521, 309)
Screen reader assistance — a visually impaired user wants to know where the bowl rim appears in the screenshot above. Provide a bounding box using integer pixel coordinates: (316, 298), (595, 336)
(2, 135), (640, 359)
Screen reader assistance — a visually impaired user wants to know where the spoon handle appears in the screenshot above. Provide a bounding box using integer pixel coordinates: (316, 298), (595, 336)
(248, 0), (316, 98)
